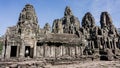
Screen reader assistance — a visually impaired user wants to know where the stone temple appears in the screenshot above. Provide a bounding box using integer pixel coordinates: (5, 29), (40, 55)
(2, 4), (120, 61)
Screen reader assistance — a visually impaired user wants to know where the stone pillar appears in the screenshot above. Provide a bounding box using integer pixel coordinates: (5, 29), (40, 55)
(49, 46), (52, 57)
(81, 46), (83, 56)
(5, 45), (11, 59)
(55, 46), (57, 58)
(114, 41), (117, 49)
(114, 41), (118, 54)
(69, 46), (72, 56)
(70, 46), (75, 57)
(55, 46), (61, 58)
(60, 45), (63, 57)
(43, 44), (45, 57)
(108, 41), (111, 49)
(33, 41), (37, 58)
(92, 41), (95, 49)
(47, 45), (51, 57)
(65, 46), (69, 56)
(68, 46), (70, 56)
(111, 41), (113, 49)
(39, 45), (44, 57)
(19, 44), (25, 58)
(16, 45), (20, 58)
(44, 44), (46, 57)
(97, 38), (100, 49)
(89, 41), (91, 49)
(1, 45), (5, 58)
(62, 45), (66, 56)
(75, 45), (81, 57)
(51, 45), (55, 58)
(104, 41), (107, 49)
(44, 44), (50, 58)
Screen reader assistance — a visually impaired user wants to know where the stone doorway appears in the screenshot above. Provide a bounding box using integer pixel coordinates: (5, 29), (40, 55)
(99, 51), (108, 60)
(25, 46), (33, 58)
(10, 46), (17, 57)
(100, 55), (108, 60)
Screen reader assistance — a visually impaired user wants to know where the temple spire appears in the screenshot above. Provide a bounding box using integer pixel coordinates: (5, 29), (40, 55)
(100, 12), (113, 28)
(64, 6), (73, 16)
(18, 4), (38, 25)
(82, 12), (95, 28)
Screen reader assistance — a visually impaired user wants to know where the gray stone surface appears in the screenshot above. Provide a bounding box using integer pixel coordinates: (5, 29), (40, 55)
(52, 6), (80, 35)
(1, 4), (120, 63)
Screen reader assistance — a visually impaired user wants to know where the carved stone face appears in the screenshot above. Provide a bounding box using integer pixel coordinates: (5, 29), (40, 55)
(26, 12), (32, 20)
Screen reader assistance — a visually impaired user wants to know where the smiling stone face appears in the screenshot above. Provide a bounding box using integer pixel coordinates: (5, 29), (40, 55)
(82, 12), (95, 28)
(52, 6), (80, 35)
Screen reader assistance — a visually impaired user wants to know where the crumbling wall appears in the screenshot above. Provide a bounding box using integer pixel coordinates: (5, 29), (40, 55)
(2, 4), (120, 61)
(36, 43), (84, 59)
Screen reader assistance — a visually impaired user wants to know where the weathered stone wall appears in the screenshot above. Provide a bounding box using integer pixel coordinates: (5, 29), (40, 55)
(2, 4), (120, 61)
(36, 43), (83, 58)
(52, 6), (80, 35)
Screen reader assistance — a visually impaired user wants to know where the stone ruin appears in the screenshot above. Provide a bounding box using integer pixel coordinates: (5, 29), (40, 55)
(1, 4), (120, 63)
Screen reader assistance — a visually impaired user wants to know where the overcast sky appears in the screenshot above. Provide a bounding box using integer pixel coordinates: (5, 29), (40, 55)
(0, 0), (120, 36)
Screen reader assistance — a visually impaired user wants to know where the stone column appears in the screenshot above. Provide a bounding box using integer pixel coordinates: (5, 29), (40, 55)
(70, 46), (75, 57)
(33, 41), (37, 58)
(19, 44), (25, 58)
(51, 45), (55, 58)
(114, 40), (117, 49)
(111, 41), (113, 49)
(75, 45), (80, 57)
(98, 38), (100, 49)
(65, 46), (69, 56)
(55, 46), (61, 58)
(68, 46), (70, 56)
(1, 45), (5, 58)
(108, 41), (111, 49)
(47, 45), (51, 57)
(60, 45), (63, 57)
(62, 45), (66, 56)
(16, 45), (20, 58)
(89, 41), (91, 49)
(104, 41), (107, 49)
(39, 45), (44, 57)
(81, 46), (83, 56)
(44, 44), (50, 58)
(5, 45), (11, 59)
(92, 41), (95, 49)
(114, 40), (118, 54)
